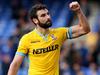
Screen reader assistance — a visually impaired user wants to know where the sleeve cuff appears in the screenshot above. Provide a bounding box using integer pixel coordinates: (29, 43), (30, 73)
(16, 52), (26, 56)
(67, 27), (72, 39)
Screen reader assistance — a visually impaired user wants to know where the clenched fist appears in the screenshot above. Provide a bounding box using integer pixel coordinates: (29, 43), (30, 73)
(69, 1), (81, 12)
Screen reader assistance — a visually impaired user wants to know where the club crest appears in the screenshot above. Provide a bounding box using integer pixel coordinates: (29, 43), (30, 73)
(50, 34), (57, 40)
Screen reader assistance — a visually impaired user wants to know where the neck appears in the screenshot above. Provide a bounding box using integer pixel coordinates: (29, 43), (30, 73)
(36, 26), (49, 35)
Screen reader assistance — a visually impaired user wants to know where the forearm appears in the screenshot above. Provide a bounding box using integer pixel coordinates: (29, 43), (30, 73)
(68, 1), (90, 38)
(77, 9), (90, 33)
(8, 62), (20, 75)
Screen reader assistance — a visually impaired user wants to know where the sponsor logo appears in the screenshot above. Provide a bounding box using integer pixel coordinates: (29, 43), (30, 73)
(31, 41), (40, 43)
(33, 44), (59, 54)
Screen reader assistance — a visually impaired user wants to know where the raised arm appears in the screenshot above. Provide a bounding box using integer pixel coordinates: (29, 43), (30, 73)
(68, 1), (90, 39)
(7, 55), (24, 75)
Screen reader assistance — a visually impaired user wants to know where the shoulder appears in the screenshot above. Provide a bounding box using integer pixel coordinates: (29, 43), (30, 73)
(50, 27), (69, 32)
(20, 29), (35, 41)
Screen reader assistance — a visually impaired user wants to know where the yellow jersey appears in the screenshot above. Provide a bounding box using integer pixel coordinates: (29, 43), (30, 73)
(16, 27), (72, 75)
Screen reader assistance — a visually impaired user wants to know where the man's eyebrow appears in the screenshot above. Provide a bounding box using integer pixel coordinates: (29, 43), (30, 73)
(40, 13), (46, 17)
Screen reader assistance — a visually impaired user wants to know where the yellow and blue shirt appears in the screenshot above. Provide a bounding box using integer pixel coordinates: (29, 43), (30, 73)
(16, 27), (72, 75)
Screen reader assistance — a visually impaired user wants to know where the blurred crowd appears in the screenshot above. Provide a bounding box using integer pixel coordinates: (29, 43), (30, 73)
(0, 0), (100, 75)
(60, 0), (100, 75)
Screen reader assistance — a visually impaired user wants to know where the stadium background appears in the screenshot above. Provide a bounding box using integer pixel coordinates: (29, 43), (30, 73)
(0, 0), (100, 75)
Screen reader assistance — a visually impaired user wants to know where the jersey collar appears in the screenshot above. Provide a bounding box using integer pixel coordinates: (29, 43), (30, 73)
(34, 28), (49, 41)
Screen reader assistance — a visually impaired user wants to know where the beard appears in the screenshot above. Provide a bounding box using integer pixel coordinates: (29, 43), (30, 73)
(38, 19), (52, 29)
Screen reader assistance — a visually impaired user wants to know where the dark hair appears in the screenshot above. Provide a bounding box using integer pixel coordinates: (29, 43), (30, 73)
(29, 4), (47, 21)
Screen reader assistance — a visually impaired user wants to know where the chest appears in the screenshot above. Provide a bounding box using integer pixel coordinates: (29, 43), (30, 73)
(27, 33), (63, 55)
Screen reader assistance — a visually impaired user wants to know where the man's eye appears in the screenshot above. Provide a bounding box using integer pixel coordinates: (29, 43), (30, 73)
(41, 14), (46, 17)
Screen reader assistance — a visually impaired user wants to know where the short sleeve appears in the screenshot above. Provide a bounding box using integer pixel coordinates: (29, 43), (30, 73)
(16, 34), (29, 56)
(57, 27), (72, 42)
(61, 27), (68, 41)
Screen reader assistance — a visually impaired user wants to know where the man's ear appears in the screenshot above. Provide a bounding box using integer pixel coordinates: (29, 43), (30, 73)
(32, 18), (38, 24)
